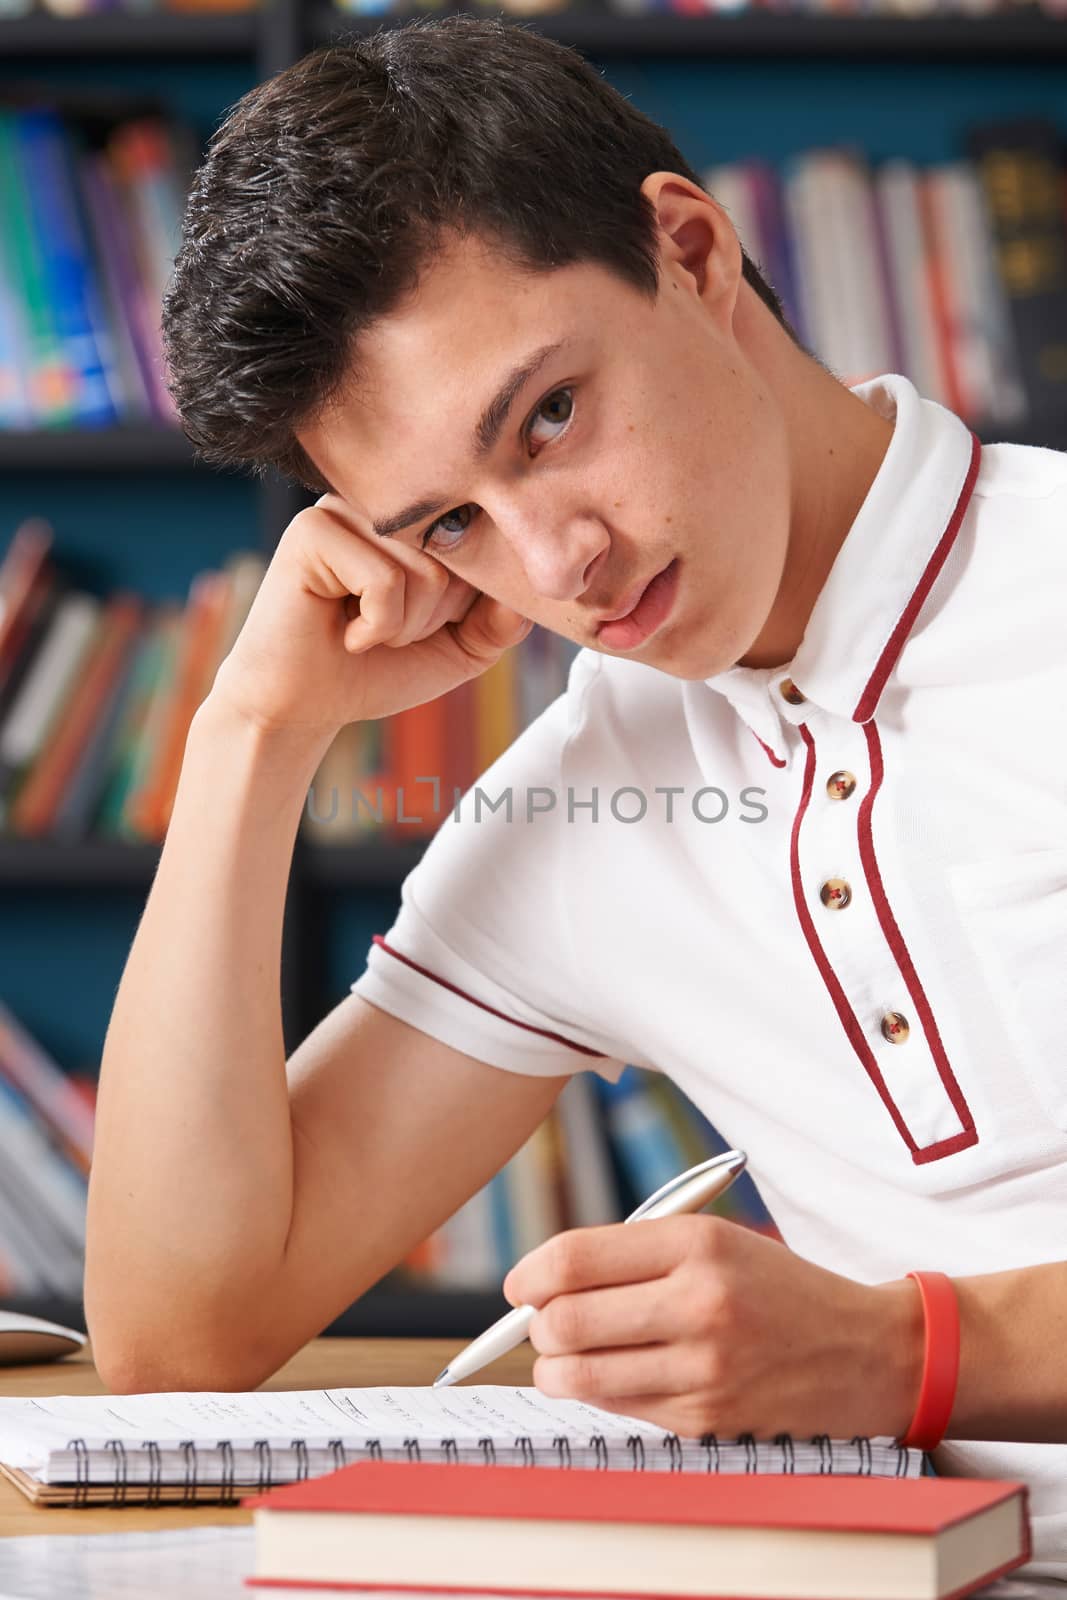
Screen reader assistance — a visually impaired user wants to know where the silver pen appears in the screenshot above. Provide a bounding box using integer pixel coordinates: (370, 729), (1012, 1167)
(433, 1148), (747, 1389)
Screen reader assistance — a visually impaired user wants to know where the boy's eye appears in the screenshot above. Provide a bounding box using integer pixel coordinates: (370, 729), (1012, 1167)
(527, 382), (575, 441)
(419, 386), (576, 553)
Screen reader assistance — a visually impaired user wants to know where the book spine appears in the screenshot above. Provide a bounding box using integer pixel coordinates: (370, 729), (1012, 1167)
(967, 116), (1067, 426)
(52, 615), (148, 838)
(594, 1068), (689, 1204)
(14, 107), (116, 428)
(947, 161), (1028, 427)
(919, 172), (967, 418)
(0, 222), (32, 427)
(113, 607), (181, 841)
(554, 1072), (621, 1228)
(0, 1079), (85, 1289)
(0, 1079), (87, 1256)
(748, 160), (806, 348)
(0, 998), (96, 1173)
(0, 592), (100, 823)
(874, 160), (951, 407)
(0, 528), (57, 723)
(0, 519), (54, 633)
(96, 608), (175, 837)
(78, 150), (158, 421)
(10, 593), (143, 837)
(0, 109), (74, 424)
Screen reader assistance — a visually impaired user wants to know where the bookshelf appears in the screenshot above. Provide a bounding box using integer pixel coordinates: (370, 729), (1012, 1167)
(0, 11), (260, 57)
(1, 0), (1065, 1338)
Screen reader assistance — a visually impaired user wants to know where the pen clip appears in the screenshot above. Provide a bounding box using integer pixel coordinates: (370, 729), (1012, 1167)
(625, 1150), (746, 1222)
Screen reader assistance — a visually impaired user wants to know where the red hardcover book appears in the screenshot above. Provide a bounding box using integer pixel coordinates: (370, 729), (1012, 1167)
(246, 1459), (1030, 1600)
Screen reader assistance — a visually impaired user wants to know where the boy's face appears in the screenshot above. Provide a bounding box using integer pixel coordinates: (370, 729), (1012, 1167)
(298, 217), (794, 681)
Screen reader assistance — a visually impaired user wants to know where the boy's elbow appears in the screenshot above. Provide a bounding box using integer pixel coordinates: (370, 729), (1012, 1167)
(87, 1313), (264, 1396)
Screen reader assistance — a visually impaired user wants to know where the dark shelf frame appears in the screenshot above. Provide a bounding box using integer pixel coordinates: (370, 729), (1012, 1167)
(311, 5), (1067, 60)
(0, 426), (200, 474)
(0, 835), (426, 890)
(3, 5), (1067, 63)
(0, 9), (259, 58)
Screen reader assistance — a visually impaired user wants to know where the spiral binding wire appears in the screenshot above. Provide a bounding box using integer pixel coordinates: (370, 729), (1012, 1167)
(181, 1439), (198, 1504)
(219, 1440), (235, 1503)
(55, 1430), (910, 1503)
(104, 1439), (128, 1506)
(143, 1439), (163, 1506)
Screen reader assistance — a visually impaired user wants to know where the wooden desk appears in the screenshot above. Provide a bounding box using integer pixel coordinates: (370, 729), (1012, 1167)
(0, 1337), (535, 1539)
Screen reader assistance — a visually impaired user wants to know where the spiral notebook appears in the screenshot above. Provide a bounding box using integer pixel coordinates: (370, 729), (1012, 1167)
(0, 1385), (923, 1507)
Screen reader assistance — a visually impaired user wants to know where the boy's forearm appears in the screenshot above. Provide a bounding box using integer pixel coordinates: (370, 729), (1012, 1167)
(85, 690), (334, 1385)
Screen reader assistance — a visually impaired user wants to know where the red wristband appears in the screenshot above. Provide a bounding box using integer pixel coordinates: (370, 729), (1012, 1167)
(898, 1270), (960, 1452)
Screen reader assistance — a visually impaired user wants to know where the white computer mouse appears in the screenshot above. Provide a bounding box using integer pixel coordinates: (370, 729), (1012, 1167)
(0, 1310), (86, 1366)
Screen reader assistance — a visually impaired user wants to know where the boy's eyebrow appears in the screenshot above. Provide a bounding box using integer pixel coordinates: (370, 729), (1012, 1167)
(372, 338), (569, 538)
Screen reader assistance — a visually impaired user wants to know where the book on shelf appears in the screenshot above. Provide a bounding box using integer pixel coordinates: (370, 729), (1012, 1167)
(0, 103), (1063, 442)
(704, 119), (1067, 435)
(968, 117), (1067, 429)
(0, 100), (193, 432)
(329, 0), (1067, 17)
(0, 521), (585, 845)
(0, 1001), (90, 1297)
(245, 1459), (1030, 1600)
(0, 0), (259, 16)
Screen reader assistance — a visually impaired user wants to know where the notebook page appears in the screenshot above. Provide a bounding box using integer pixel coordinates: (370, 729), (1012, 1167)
(0, 1386), (682, 1473)
(0, 1386), (915, 1481)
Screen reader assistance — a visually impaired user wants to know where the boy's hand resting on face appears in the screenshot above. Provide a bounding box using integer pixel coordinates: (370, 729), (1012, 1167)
(210, 493), (532, 737)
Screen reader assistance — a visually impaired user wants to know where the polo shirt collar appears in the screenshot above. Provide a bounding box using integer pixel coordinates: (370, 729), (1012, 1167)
(702, 372), (981, 752)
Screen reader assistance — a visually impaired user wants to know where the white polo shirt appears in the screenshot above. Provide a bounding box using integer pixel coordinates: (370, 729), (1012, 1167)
(351, 371), (1067, 1575)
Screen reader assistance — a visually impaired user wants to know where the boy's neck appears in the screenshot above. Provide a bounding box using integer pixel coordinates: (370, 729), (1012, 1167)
(737, 314), (897, 672)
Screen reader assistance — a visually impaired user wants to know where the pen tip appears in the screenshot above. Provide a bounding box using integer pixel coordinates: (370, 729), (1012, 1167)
(432, 1367), (451, 1388)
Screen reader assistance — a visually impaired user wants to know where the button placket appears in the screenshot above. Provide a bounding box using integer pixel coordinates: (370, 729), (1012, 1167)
(793, 716), (969, 1151)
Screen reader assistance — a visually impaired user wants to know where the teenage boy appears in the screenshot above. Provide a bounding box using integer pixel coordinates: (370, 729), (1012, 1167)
(86, 18), (1067, 1576)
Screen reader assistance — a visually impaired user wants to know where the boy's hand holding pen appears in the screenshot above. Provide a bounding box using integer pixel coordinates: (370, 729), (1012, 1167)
(437, 1149), (926, 1445)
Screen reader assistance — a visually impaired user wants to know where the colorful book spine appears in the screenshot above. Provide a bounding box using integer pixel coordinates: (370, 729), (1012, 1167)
(0, 108), (74, 425)
(9, 593), (143, 837)
(12, 107), (116, 428)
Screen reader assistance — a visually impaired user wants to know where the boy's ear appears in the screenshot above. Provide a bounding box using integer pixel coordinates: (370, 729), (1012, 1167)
(640, 170), (743, 328)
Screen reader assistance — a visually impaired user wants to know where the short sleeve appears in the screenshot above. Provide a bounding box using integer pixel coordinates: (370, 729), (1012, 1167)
(350, 653), (627, 1083)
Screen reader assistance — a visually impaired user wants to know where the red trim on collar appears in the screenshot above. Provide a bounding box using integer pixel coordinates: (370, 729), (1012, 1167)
(370, 934), (607, 1058)
(751, 730), (787, 769)
(852, 432), (982, 724)
(789, 727), (977, 1164)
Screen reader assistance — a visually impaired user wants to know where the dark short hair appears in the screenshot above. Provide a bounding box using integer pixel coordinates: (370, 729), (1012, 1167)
(163, 15), (797, 492)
